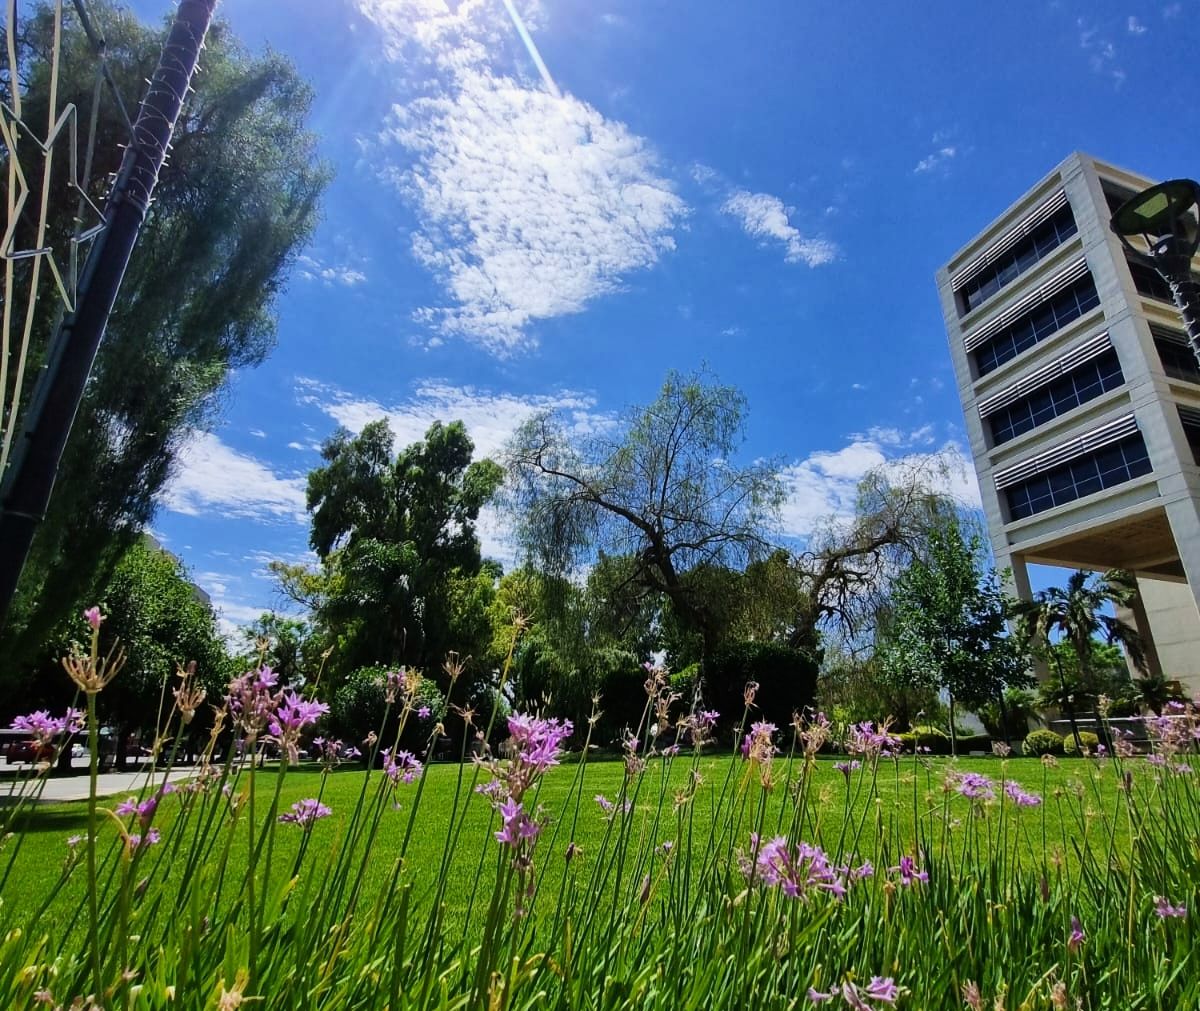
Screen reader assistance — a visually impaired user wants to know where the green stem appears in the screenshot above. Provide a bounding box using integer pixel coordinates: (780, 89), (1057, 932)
(85, 690), (102, 997)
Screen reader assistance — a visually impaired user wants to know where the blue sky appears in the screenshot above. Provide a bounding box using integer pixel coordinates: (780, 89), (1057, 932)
(121, 0), (1200, 634)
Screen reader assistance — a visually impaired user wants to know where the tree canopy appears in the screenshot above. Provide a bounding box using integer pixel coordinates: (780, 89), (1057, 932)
(505, 369), (782, 666)
(293, 418), (504, 680)
(1, 2), (327, 669)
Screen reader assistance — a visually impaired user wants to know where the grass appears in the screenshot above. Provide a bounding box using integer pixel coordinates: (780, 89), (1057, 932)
(2, 630), (1197, 1009)
(0, 751), (1140, 936)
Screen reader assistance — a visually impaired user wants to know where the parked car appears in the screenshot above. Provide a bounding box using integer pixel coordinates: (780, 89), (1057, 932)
(3, 735), (55, 764)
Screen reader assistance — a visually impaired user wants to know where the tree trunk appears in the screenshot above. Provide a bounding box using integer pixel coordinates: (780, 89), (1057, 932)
(948, 692), (958, 757)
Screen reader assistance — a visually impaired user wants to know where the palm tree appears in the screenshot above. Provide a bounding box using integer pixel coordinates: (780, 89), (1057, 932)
(1013, 569), (1147, 752)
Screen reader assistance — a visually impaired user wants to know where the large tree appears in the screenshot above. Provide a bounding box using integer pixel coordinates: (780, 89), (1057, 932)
(505, 369), (782, 670)
(1, 3), (327, 668)
(299, 419), (504, 679)
(877, 520), (1030, 752)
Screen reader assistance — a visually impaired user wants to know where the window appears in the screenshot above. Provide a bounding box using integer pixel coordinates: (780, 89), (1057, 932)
(957, 204), (1078, 315)
(1153, 327), (1200, 383)
(1180, 409), (1200, 466)
(1004, 433), (1152, 520)
(987, 350), (1124, 445)
(972, 275), (1101, 377)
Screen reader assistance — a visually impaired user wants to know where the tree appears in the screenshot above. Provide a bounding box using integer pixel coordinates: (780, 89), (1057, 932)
(784, 458), (966, 658)
(505, 369), (782, 673)
(1014, 569), (1147, 751)
(878, 520), (1030, 754)
(300, 419), (504, 680)
(1, 3), (327, 669)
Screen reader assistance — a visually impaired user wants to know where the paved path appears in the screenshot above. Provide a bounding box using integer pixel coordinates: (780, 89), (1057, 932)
(0, 767), (195, 803)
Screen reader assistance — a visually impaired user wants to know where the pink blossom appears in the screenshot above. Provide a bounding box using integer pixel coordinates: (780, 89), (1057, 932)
(495, 797), (541, 848)
(278, 798), (332, 829)
(889, 855), (928, 886)
(83, 606), (104, 630)
(1155, 896), (1187, 919)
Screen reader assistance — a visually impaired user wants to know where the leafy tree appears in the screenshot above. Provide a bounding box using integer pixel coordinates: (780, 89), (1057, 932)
(1, 3), (327, 669)
(878, 520), (1030, 754)
(1014, 569), (1146, 749)
(505, 369), (782, 673)
(300, 419), (504, 681)
(237, 613), (321, 689)
(784, 458), (967, 658)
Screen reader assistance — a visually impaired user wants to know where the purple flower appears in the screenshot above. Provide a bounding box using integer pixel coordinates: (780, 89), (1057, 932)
(834, 760), (861, 778)
(594, 794), (631, 818)
(807, 978), (899, 1008)
(126, 827), (160, 850)
(494, 797), (541, 848)
(417, 705), (432, 720)
(697, 709), (720, 728)
(225, 665), (283, 740)
(269, 691), (330, 764)
(741, 835), (848, 900)
(1068, 916), (1085, 952)
(1155, 896), (1187, 919)
(846, 721), (902, 759)
(11, 709), (85, 748)
(889, 855), (928, 886)
(384, 750), (423, 786)
(956, 772), (995, 802)
(1004, 781), (1042, 807)
(278, 798), (332, 829)
(507, 713), (573, 772)
(115, 794), (159, 828)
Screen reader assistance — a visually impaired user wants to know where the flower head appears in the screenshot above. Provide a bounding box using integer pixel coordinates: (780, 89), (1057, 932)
(889, 854), (928, 886)
(1068, 915), (1085, 952)
(1004, 781), (1042, 807)
(83, 606), (104, 630)
(278, 798), (332, 829)
(1154, 896), (1187, 919)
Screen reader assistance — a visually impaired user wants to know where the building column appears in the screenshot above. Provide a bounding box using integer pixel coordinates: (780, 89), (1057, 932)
(1126, 580), (1163, 679)
(1165, 496), (1200, 619)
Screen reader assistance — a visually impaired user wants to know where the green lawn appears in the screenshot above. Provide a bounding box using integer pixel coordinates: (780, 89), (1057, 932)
(0, 752), (1129, 936)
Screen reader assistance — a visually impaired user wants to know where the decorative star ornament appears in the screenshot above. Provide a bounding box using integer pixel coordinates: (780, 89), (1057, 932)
(0, 98), (107, 312)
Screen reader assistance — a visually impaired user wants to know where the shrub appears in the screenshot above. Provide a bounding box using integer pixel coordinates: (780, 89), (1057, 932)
(1023, 729), (1064, 756)
(1063, 730), (1100, 755)
(955, 733), (992, 753)
(706, 640), (818, 737)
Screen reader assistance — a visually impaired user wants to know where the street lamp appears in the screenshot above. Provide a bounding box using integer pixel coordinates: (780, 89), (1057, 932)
(1110, 178), (1200, 367)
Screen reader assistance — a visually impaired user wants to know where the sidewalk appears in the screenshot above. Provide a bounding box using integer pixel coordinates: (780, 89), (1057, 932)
(0, 767), (194, 804)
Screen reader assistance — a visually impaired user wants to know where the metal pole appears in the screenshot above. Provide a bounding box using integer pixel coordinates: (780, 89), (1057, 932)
(0, 0), (217, 628)
(1154, 254), (1200, 368)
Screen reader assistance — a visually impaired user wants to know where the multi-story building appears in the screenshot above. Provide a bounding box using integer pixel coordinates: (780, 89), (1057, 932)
(936, 152), (1200, 693)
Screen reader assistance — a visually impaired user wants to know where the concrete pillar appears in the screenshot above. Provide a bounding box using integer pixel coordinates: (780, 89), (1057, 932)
(1126, 581), (1163, 679)
(1165, 497), (1200, 617)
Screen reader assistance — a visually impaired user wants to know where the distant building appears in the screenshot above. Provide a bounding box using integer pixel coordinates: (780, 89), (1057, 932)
(936, 152), (1200, 694)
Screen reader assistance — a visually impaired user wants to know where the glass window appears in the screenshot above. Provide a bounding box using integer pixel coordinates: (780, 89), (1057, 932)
(1004, 433), (1151, 520)
(986, 350), (1125, 446)
(958, 204), (1078, 316)
(972, 274), (1101, 377)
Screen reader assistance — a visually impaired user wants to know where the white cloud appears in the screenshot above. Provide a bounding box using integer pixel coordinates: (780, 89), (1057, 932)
(384, 71), (686, 354)
(1127, 15), (1148, 33)
(778, 437), (979, 540)
(162, 432), (307, 523)
(1077, 18), (1126, 85)
(359, 0), (685, 354)
(914, 145), (957, 175)
(297, 377), (615, 460)
(720, 189), (837, 266)
(297, 254), (368, 288)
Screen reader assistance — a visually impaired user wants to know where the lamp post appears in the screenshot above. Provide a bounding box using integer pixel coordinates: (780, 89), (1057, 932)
(1110, 178), (1200, 367)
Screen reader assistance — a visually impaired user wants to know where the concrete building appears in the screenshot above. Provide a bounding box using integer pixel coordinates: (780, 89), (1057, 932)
(936, 152), (1200, 694)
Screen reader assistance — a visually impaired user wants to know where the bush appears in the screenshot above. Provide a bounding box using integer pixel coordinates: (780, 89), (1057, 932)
(1063, 730), (1100, 755)
(706, 640), (818, 739)
(955, 733), (992, 753)
(1023, 729), (1064, 757)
